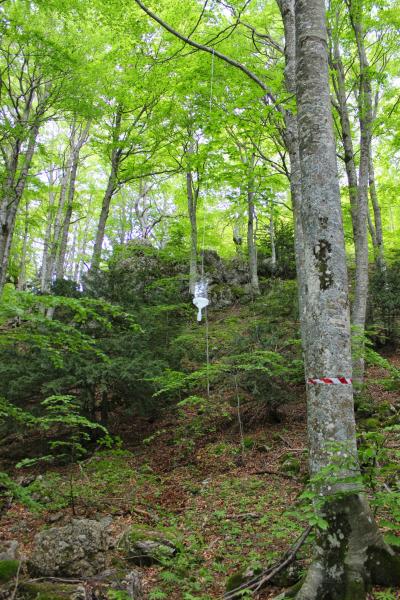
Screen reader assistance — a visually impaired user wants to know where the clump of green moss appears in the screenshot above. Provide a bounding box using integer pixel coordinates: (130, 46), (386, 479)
(225, 570), (247, 592)
(0, 559), (19, 583)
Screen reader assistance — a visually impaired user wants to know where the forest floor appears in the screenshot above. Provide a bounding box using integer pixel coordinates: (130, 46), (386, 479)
(1, 354), (399, 600)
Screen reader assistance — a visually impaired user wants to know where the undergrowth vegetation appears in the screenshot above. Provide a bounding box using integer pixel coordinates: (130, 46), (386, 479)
(0, 245), (399, 599)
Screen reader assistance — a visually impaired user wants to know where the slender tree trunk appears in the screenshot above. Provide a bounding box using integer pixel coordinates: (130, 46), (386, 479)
(55, 120), (90, 279)
(349, 3), (373, 386)
(368, 149), (386, 273)
(17, 200), (30, 290)
(91, 109), (122, 270)
(291, 1), (400, 597)
(0, 122), (40, 293)
(91, 167), (118, 270)
(330, 34), (359, 241)
(41, 170), (57, 293)
(269, 196), (277, 271)
(233, 220), (243, 255)
(277, 0), (307, 331)
(246, 153), (260, 294)
(47, 155), (72, 285)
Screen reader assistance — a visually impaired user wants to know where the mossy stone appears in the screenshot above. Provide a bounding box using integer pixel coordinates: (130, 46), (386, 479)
(0, 559), (19, 583)
(225, 571), (247, 592)
(19, 582), (75, 599)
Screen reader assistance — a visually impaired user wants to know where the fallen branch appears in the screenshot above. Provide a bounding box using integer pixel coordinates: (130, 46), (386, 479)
(223, 525), (312, 599)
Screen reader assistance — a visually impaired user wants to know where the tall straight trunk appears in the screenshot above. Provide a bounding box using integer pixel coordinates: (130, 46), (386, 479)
(91, 109), (122, 270)
(187, 168), (198, 295)
(292, 1), (399, 597)
(55, 120), (90, 279)
(46, 156), (72, 285)
(66, 223), (78, 279)
(246, 153), (260, 294)
(41, 170), (57, 293)
(269, 196), (277, 271)
(331, 35), (359, 241)
(91, 166), (119, 270)
(349, 4), (374, 385)
(277, 0), (306, 329)
(0, 122), (40, 293)
(74, 195), (93, 283)
(368, 149), (386, 273)
(17, 200), (30, 291)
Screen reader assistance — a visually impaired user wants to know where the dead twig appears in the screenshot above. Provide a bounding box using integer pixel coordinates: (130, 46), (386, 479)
(10, 560), (22, 600)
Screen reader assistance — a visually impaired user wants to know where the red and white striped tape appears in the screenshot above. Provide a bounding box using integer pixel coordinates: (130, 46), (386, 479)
(307, 377), (352, 385)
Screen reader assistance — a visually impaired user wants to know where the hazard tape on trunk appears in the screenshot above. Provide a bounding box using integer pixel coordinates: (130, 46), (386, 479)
(307, 377), (352, 385)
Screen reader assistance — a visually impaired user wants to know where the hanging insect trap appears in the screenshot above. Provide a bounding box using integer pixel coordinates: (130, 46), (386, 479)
(193, 278), (209, 322)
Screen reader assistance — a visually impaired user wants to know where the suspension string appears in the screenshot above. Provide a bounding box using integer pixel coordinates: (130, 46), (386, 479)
(201, 49), (215, 278)
(202, 49), (215, 397)
(205, 307), (210, 397)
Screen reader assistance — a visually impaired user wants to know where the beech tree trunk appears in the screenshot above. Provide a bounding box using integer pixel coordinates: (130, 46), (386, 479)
(269, 196), (277, 271)
(291, 1), (400, 597)
(246, 153), (260, 295)
(17, 200), (30, 291)
(277, 0), (307, 327)
(0, 122), (40, 293)
(349, 2), (374, 385)
(55, 120), (90, 279)
(41, 169), (57, 293)
(46, 155), (72, 286)
(368, 149), (386, 274)
(91, 107), (122, 270)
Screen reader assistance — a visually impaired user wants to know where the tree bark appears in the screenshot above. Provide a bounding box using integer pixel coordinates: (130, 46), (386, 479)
(246, 153), (260, 294)
(368, 149), (386, 274)
(55, 120), (90, 279)
(17, 200), (30, 290)
(0, 121), (40, 292)
(348, 1), (373, 385)
(41, 169), (57, 293)
(46, 147), (74, 286)
(291, 0), (400, 596)
(91, 108), (122, 270)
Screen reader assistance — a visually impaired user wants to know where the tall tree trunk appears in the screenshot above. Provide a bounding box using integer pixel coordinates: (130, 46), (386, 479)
(269, 195), (277, 271)
(46, 155), (72, 285)
(17, 200), (30, 291)
(0, 122), (40, 293)
(368, 149), (386, 274)
(246, 153), (260, 294)
(91, 167), (119, 270)
(91, 109), (122, 270)
(55, 120), (90, 279)
(330, 33), (359, 241)
(292, 1), (400, 597)
(348, 2), (373, 386)
(277, 0), (307, 333)
(41, 170), (57, 293)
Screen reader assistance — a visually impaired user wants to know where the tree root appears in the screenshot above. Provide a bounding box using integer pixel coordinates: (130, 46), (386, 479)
(287, 495), (400, 600)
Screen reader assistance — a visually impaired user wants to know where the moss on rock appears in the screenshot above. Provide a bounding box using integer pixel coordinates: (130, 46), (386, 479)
(0, 559), (19, 582)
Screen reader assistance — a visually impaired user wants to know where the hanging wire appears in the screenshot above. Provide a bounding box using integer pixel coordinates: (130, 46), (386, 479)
(200, 49), (215, 397)
(200, 48), (215, 278)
